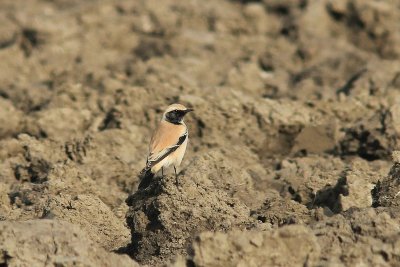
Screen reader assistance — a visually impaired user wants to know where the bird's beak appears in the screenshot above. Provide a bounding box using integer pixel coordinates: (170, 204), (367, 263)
(185, 108), (194, 113)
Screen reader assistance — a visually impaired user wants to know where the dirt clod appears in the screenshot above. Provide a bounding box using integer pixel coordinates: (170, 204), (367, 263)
(126, 174), (251, 265)
(1, 0), (400, 266)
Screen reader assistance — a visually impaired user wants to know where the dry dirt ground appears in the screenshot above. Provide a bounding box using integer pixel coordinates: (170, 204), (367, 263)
(1, 0), (400, 266)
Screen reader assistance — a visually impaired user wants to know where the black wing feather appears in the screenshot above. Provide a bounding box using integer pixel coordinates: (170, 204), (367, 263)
(142, 132), (187, 173)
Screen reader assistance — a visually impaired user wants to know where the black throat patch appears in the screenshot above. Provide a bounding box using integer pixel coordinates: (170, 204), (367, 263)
(165, 110), (185, 125)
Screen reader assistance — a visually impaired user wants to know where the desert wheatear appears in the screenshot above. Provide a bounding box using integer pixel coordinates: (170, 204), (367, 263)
(138, 103), (193, 189)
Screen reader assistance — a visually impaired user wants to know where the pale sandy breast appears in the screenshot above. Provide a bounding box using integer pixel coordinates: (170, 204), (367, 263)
(151, 138), (188, 173)
(170, 135), (188, 166)
(149, 120), (188, 173)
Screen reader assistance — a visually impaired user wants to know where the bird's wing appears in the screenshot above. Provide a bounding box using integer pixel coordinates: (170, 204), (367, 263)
(145, 121), (187, 170)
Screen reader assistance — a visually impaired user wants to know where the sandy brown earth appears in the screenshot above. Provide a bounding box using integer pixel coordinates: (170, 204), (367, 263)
(1, 0), (400, 266)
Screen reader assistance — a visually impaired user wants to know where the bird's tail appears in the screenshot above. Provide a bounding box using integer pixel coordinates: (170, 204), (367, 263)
(138, 167), (154, 190)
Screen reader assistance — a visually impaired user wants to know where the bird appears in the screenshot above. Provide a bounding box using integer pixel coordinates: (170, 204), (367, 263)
(138, 103), (194, 189)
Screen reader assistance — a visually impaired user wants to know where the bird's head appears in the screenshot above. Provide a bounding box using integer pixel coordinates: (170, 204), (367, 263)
(162, 103), (194, 124)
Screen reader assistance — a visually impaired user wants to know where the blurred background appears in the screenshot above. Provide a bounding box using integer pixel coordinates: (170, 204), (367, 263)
(1, 0), (400, 266)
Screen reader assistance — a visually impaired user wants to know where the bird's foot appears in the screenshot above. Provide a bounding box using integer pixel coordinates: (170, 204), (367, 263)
(174, 166), (180, 187)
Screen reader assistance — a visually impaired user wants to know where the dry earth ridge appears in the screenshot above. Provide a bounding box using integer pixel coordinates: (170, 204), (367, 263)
(1, 0), (400, 266)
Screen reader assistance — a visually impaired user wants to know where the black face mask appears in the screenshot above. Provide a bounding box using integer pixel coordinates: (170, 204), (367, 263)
(165, 110), (186, 124)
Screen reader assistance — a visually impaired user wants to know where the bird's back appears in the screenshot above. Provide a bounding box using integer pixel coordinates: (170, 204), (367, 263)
(149, 120), (187, 157)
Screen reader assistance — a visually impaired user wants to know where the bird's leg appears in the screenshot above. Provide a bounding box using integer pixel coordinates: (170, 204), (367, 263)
(174, 166), (179, 186)
(161, 167), (164, 176)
